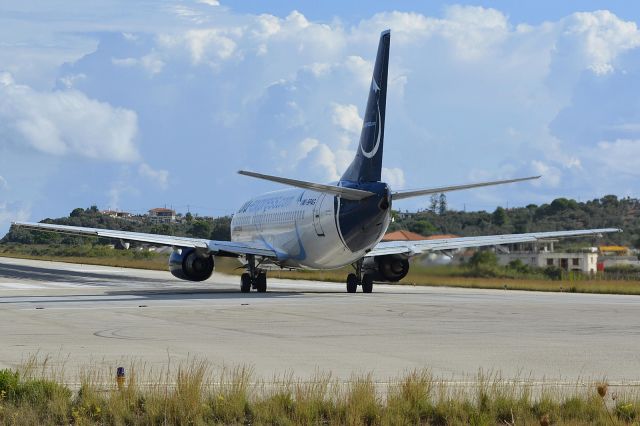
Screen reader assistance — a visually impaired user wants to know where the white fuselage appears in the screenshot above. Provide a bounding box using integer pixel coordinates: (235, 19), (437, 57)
(230, 188), (391, 270)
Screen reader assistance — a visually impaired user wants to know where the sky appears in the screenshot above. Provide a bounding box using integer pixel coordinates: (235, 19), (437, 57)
(1, 1), (639, 234)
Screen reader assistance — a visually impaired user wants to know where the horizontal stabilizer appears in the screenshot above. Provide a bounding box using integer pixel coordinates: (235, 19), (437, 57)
(391, 175), (540, 200)
(238, 170), (375, 201)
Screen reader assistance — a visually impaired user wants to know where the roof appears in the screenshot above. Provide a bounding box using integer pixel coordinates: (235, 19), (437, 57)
(149, 208), (175, 213)
(382, 230), (460, 242)
(599, 246), (628, 252)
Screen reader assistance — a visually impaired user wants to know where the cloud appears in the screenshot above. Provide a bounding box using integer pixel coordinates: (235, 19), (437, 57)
(138, 163), (169, 189)
(331, 103), (361, 134)
(2, 4), (640, 231)
(531, 160), (561, 188)
(592, 139), (640, 175)
(0, 72), (139, 162)
(565, 10), (640, 75)
(382, 167), (405, 189)
(0, 202), (30, 233)
(0, 176), (7, 190)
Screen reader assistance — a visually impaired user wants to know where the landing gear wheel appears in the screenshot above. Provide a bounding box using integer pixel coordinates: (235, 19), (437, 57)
(361, 274), (373, 293)
(346, 273), (358, 293)
(256, 272), (267, 293)
(240, 273), (251, 293)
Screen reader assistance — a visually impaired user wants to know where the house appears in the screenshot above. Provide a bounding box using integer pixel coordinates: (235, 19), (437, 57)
(101, 210), (132, 219)
(496, 240), (598, 273)
(382, 230), (459, 241)
(148, 207), (176, 224)
(383, 231), (460, 266)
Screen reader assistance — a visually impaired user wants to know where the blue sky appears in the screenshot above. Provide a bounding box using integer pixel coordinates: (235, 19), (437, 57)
(1, 1), (640, 233)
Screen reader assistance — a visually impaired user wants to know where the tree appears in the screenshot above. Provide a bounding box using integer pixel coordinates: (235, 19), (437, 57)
(185, 212), (193, 223)
(210, 216), (231, 241)
(408, 219), (436, 236)
(492, 206), (508, 226)
(189, 220), (212, 238)
(438, 193), (447, 215)
(70, 208), (85, 218)
(429, 194), (438, 212)
(469, 250), (498, 268)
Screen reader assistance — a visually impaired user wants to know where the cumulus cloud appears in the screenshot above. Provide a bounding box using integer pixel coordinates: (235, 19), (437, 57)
(0, 72), (139, 162)
(332, 103), (362, 134)
(565, 10), (640, 75)
(2, 4), (640, 230)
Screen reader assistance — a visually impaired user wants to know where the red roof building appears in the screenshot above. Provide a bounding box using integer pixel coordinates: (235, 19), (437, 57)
(382, 230), (460, 242)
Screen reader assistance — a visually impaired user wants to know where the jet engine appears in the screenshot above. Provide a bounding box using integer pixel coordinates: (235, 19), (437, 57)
(169, 248), (214, 281)
(363, 255), (410, 282)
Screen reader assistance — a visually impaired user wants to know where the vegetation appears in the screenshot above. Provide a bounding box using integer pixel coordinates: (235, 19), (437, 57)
(1, 205), (233, 245)
(1, 358), (638, 425)
(3, 194), (638, 248)
(390, 194), (640, 249)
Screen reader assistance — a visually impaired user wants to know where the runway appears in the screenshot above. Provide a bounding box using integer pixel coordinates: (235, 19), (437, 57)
(0, 256), (639, 383)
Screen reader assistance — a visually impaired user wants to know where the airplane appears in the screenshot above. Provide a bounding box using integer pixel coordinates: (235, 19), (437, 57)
(12, 30), (620, 293)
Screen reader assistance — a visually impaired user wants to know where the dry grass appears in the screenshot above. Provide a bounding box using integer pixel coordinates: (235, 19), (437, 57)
(0, 250), (167, 271)
(1, 357), (639, 425)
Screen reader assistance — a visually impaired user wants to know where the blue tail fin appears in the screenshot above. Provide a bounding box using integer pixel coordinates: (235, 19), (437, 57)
(341, 30), (390, 183)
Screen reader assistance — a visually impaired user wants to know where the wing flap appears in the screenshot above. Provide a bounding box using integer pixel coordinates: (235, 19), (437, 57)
(368, 228), (621, 257)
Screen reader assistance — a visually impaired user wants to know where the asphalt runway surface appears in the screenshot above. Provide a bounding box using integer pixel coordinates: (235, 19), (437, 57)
(0, 256), (639, 383)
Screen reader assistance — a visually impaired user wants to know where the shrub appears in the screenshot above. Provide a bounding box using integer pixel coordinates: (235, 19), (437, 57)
(543, 266), (563, 281)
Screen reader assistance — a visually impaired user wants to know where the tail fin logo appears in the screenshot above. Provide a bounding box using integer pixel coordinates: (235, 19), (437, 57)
(360, 78), (381, 159)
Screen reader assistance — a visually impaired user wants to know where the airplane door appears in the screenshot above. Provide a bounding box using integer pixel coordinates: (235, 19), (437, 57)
(313, 194), (326, 236)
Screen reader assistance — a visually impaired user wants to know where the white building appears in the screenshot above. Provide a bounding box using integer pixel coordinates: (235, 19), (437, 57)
(496, 240), (599, 273)
(148, 207), (176, 224)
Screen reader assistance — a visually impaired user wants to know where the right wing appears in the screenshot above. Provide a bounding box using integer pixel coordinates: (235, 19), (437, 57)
(368, 228), (622, 257)
(11, 221), (277, 258)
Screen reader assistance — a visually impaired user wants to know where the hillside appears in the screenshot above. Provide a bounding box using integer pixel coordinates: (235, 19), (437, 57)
(1, 194), (637, 248)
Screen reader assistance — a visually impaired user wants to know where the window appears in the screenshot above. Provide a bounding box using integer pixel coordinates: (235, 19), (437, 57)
(572, 258), (579, 266)
(547, 258), (554, 266)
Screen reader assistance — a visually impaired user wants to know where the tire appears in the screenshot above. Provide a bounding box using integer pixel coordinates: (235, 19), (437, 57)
(256, 272), (267, 293)
(346, 273), (358, 293)
(362, 274), (373, 293)
(240, 273), (251, 293)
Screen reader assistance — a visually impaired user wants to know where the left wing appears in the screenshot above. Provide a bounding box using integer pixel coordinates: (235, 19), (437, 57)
(11, 221), (277, 258)
(368, 228), (621, 257)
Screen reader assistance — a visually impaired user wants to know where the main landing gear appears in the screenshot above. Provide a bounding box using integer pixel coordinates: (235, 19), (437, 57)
(240, 254), (267, 293)
(346, 259), (374, 293)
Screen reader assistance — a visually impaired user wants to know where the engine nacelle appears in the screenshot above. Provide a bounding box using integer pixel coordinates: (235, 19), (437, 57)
(169, 248), (214, 281)
(363, 255), (410, 282)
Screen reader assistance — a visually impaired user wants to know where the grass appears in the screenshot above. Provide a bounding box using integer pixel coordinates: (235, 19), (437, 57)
(3, 243), (640, 295)
(1, 357), (639, 425)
